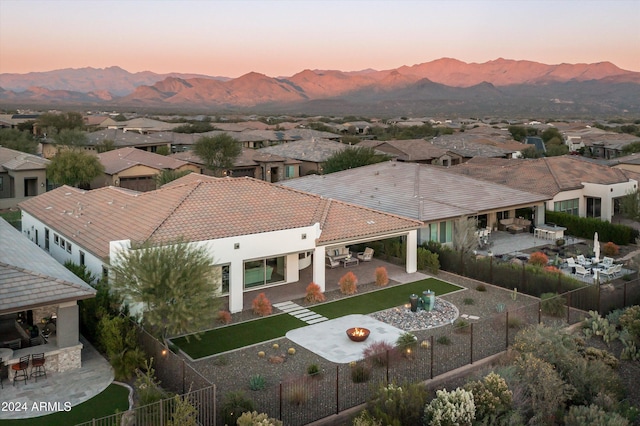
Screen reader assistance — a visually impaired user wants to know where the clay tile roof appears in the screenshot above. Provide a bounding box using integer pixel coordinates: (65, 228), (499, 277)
(449, 156), (633, 197)
(0, 147), (49, 171)
(97, 147), (189, 174)
(19, 175), (421, 260)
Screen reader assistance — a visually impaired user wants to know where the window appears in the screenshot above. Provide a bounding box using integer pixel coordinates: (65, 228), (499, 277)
(244, 256), (285, 289)
(45, 228), (50, 251)
(586, 197), (602, 218)
(285, 165), (295, 179)
(429, 224), (438, 241)
(554, 198), (579, 216)
(60, 238), (65, 250)
(66, 242), (72, 254)
(54, 234), (59, 245)
(439, 221), (452, 244)
(496, 210), (510, 221)
(80, 251), (85, 266)
(102, 266), (109, 282)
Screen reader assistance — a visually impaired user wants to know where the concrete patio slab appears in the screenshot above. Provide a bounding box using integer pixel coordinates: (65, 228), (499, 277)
(286, 314), (404, 364)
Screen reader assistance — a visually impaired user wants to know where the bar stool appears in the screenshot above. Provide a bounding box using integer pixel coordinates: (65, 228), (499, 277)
(12, 355), (29, 385)
(30, 353), (46, 382)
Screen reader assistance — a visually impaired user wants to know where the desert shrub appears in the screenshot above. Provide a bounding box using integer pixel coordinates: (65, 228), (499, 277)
(365, 382), (427, 426)
(363, 341), (395, 367)
(463, 297), (475, 305)
(351, 363), (371, 383)
(306, 363), (321, 376)
(424, 387), (476, 426)
(464, 372), (513, 422)
(339, 271), (358, 295)
(437, 336), (451, 345)
(540, 292), (565, 317)
(507, 316), (523, 329)
(602, 241), (620, 257)
(582, 347), (620, 369)
(284, 377), (309, 406)
(216, 310), (232, 324)
(564, 404), (630, 426)
(544, 265), (562, 274)
(453, 318), (471, 334)
(619, 305), (640, 341)
(375, 266), (389, 287)
(514, 354), (570, 425)
(237, 411), (283, 426)
(417, 246), (440, 274)
(528, 251), (549, 267)
(135, 359), (167, 406)
(396, 332), (418, 357)
(304, 282), (326, 303)
(252, 293), (272, 316)
(475, 283), (487, 292)
(220, 391), (254, 426)
(249, 374), (266, 391)
(352, 411), (383, 426)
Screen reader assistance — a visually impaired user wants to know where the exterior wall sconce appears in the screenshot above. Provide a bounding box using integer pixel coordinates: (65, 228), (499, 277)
(234, 243), (240, 249)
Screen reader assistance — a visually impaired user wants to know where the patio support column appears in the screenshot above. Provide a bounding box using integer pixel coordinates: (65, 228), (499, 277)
(229, 262), (244, 313)
(406, 230), (417, 273)
(313, 246), (326, 292)
(56, 302), (79, 348)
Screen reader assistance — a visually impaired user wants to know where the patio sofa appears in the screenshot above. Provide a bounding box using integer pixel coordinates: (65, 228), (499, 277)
(326, 246), (351, 261)
(498, 217), (531, 234)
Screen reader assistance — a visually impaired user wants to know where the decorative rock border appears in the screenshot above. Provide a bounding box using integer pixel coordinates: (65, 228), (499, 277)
(369, 298), (459, 331)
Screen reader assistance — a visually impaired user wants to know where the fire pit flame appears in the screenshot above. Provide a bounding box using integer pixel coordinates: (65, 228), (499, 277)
(346, 327), (370, 342)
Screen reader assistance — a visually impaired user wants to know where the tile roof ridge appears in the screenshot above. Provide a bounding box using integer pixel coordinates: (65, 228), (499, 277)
(317, 198), (332, 230)
(542, 157), (566, 191)
(324, 195), (424, 225)
(144, 180), (205, 242)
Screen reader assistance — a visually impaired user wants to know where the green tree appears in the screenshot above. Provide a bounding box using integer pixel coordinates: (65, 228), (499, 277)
(508, 125), (538, 142)
(98, 314), (145, 381)
(63, 260), (96, 284)
(193, 133), (241, 176)
(54, 128), (89, 148)
(0, 128), (38, 153)
(155, 169), (192, 188)
(619, 189), (640, 221)
(96, 139), (116, 153)
(173, 122), (215, 133)
(520, 146), (543, 159)
(322, 146), (390, 174)
(37, 112), (84, 132)
(111, 239), (221, 342)
(541, 127), (563, 143)
(546, 144), (569, 157)
(46, 150), (105, 188)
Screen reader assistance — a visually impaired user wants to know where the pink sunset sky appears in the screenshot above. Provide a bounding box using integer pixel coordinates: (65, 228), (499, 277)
(1, 0), (639, 77)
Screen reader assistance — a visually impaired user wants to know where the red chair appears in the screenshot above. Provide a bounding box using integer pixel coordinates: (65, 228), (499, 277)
(30, 353), (46, 382)
(12, 355), (29, 385)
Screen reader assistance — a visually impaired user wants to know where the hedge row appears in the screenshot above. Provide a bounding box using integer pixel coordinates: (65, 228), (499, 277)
(545, 211), (638, 245)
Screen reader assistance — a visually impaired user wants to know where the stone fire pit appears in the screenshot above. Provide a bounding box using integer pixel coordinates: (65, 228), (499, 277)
(346, 327), (370, 342)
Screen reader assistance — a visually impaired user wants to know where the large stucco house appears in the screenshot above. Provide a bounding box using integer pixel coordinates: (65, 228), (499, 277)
(0, 147), (49, 209)
(18, 174), (421, 313)
(281, 161), (550, 245)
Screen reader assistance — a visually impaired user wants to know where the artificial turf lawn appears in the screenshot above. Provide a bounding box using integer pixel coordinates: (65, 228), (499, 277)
(312, 278), (459, 319)
(172, 313), (308, 359)
(0, 383), (129, 426)
(172, 277), (461, 359)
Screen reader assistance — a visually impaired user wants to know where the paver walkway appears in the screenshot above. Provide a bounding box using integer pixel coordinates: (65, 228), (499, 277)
(272, 301), (328, 324)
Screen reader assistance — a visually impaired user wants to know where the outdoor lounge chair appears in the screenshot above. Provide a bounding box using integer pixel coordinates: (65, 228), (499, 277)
(357, 247), (374, 262)
(574, 265), (591, 279)
(576, 255), (592, 267)
(566, 257), (577, 270)
(601, 257), (614, 268)
(326, 256), (340, 269)
(599, 265), (618, 280)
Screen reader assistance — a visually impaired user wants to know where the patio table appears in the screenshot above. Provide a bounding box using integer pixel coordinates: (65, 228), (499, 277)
(341, 257), (359, 268)
(0, 347), (13, 361)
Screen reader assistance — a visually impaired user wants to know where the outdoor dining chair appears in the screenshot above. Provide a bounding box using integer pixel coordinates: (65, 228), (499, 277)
(574, 265), (592, 279)
(12, 355), (29, 386)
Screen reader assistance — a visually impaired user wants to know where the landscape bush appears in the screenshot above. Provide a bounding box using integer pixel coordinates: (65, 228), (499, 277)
(528, 251), (549, 267)
(135, 358), (167, 406)
(252, 293), (272, 316)
(363, 341), (395, 367)
(463, 372), (513, 422)
(216, 310), (232, 324)
(339, 271), (358, 295)
(364, 382), (427, 426)
(424, 387), (476, 426)
(564, 404), (630, 426)
(237, 411), (283, 426)
(540, 292), (566, 317)
(351, 363), (371, 383)
(619, 305), (640, 341)
(305, 282), (326, 303)
(249, 374), (266, 391)
(602, 241), (620, 257)
(545, 210), (639, 245)
(374, 266), (389, 287)
(220, 391), (255, 426)
(417, 246), (440, 274)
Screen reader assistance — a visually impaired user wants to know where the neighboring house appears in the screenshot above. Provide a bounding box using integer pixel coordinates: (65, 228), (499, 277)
(357, 139), (462, 166)
(93, 147), (200, 191)
(280, 161), (550, 245)
(41, 129), (174, 159)
(170, 148), (301, 182)
(428, 134), (521, 160)
(0, 147), (49, 209)
(0, 217), (96, 377)
(19, 175), (421, 313)
(106, 117), (182, 133)
(610, 153), (640, 175)
(447, 156), (639, 222)
(257, 138), (351, 175)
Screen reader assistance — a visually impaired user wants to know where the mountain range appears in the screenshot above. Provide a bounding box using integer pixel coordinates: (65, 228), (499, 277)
(1, 58), (639, 116)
